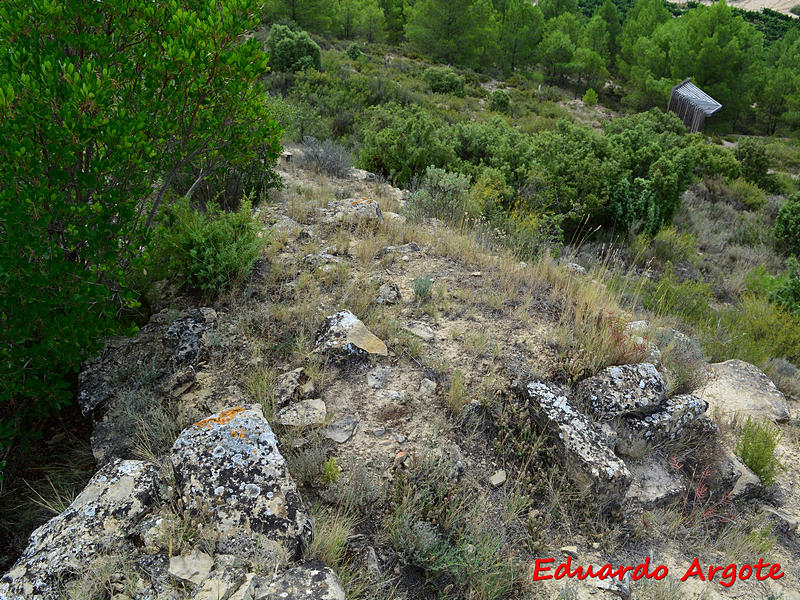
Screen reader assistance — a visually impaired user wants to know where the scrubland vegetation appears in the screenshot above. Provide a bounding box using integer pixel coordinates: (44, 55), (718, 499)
(2, 0), (800, 596)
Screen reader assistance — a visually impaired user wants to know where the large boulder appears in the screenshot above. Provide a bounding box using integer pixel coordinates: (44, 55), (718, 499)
(313, 310), (388, 357)
(261, 562), (345, 600)
(521, 381), (631, 513)
(615, 394), (708, 458)
(170, 405), (312, 563)
(695, 359), (791, 423)
(625, 455), (684, 508)
(320, 197), (383, 225)
(0, 460), (160, 600)
(576, 363), (666, 423)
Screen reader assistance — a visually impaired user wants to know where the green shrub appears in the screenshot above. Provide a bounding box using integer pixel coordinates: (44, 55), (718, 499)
(582, 88), (598, 106)
(773, 193), (800, 257)
(727, 177), (766, 210)
(769, 256), (800, 316)
(655, 328), (707, 396)
(422, 66), (465, 96)
(0, 0), (278, 459)
(346, 42), (362, 60)
(735, 138), (769, 187)
(153, 197), (265, 296)
(267, 24), (322, 72)
(358, 103), (456, 186)
(649, 227), (698, 265)
(489, 89), (510, 113)
(687, 137), (741, 181)
(640, 266), (714, 325)
(412, 277), (433, 303)
(735, 417), (784, 486)
(744, 265), (779, 297)
(323, 456), (340, 484)
(791, 4), (800, 16)
(407, 166), (472, 225)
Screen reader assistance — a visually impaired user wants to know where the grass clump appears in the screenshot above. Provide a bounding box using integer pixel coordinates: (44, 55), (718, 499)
(412, 277), (433, 303)
(152, 196), (265, 297)
(735, 417), (785, 486)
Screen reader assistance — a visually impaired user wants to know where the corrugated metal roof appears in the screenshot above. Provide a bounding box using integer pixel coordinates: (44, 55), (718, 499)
(671, 79), (722, 116)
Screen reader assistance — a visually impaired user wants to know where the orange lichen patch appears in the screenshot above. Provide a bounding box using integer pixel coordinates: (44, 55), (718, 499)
(229, 429), (246, 439)
(193, 406), (245, 429)
(351, 197), (374, 206)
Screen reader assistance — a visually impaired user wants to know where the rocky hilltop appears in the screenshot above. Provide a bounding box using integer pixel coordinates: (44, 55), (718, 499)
(3, 158), (799, 600)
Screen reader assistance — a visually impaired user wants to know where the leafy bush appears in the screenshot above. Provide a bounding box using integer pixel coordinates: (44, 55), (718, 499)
(773, 193), (800, 257)
(649, 227), (698, 265)
(346, 42), (362, 60)
(153, 198), (265, 296)
(299, 136), (352, 178)
(582, 87), (599, 105)
(641, 266), (715, 324)
(727, 177), (766, 210)
(422, 66), (466, 96)
(358, 104), (456, 186)
(769, 256), (800, 315)
(489, 89), (510, 113)
(688, 138), (741, 180)
(267, 24), (322, 72)
(735, 138), (769, 187)
(407, 166), (471, 224)
(735, 417), (784, 486)
(791, 4), (800, 16)
(0, 0), (278, 454)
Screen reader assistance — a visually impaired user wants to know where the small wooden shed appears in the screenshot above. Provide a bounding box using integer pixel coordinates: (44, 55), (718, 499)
(667, 79), (722, 133)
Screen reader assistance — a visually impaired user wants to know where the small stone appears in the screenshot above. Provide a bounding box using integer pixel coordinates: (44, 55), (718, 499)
(395, 434), (406, 443)
(277, 399), (327, 428)
(419, 378), (437, 397)
(365, 547), (380, 579)
(275, 368), (303, 406)
(489, 470), (507, 488)
(470, 271), (482, 277)
(314, 311), (388, 357)
(559, 546), (579, 559)
(373, 428), (386, 437)
(375, 282), (402, 305)
(405, 322), (435, 342)
(192, 566), (245, 600)
(324, 416), (358, 444)
(169, 549), (214, 586)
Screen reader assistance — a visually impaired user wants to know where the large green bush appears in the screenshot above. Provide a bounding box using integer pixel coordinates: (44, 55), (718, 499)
(422, 66), (466, 96)
(152, 198), (265, 295)
(0, 0), (279, 454)
(489, 89), (511, 113)
(774, 193), (800, 256)
(267, 24), (322, 72)
(735, 137), (770, 187)
(358, 103), (456, 186)
(407, 166), (471, 224)
(769, 256), (800, 315)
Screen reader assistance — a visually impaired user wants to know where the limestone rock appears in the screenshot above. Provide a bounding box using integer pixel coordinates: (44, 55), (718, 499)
(321, 198), (383, 225)
(169, 549), (214, 586)
(277, 399), (327, 427)
(170, 405), (312, 562)
(313, 311), (388, 357)
(163, 308), (218, 365)
(192, 565), (246, 600)
(324, 416), (358, 443)
(576, 363), (666, 423)
(0, 460), (159, 600)
(624, 455), (684, 507)
(616, 394), (708, 458)
(695, 359), (790, 423)
(704, 446), (762, 500)
(521, 381), (631, 513)
(275, 368), (304, 406)
(375, 282), (401, 305)
(405, 322), (435, 342)
(262, 562), (345, 600)
(376, 242), (421, 258)
(419, 378), (437, 397)
(489, 470), (507, 488)
(383, 211), (407, 225)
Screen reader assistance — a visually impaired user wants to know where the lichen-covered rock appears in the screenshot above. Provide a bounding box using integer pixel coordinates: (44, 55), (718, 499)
(521, 381), (631, 513)
(192, 565), (246, 600)
(275, 368), (304, 406)
(313, 310), (388, 357)
(0, 460), (159, 600)
(261, 562), (345, 600)
(616, 394), (708, 458)
(695, 359), (790, 423)
(163, 308), (217, 365)
(375, 242), (421, 258)
(320, 197), (383, 225)
(624, 455), (684, 507)
(576, 363), (666, 422)
(375, 282), (401, 305)
(168, 549), (214, 586)
(170, 405), (312, 563)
